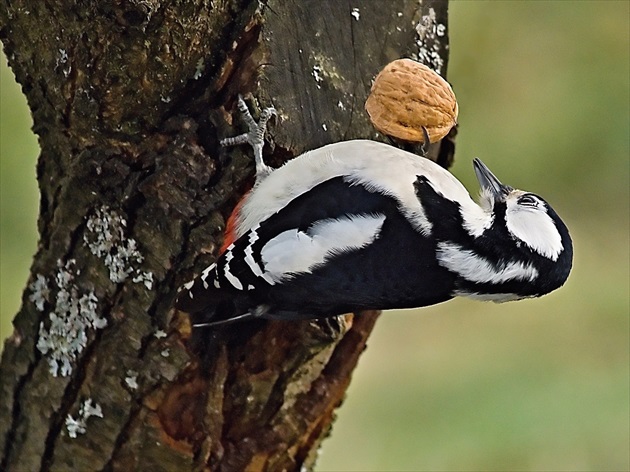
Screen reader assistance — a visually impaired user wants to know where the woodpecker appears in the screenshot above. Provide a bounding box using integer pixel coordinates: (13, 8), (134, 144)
(176, 97), (572, 326)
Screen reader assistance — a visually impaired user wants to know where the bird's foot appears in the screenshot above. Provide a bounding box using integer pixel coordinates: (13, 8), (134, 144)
(220, 95), (277, 180)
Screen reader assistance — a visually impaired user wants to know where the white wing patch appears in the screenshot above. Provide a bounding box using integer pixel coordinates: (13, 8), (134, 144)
(260, 214), (386, 283)
(436, 242), (539, 284)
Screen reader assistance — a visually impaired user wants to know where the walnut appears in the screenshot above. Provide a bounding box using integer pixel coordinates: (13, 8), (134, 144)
(365, 59), (458, 143)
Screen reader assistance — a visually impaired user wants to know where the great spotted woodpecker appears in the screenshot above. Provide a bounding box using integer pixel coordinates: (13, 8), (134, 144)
(176, 97), (572, 326)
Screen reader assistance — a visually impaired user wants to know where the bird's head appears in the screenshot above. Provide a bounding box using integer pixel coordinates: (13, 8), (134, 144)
(472, 158), (573, 296)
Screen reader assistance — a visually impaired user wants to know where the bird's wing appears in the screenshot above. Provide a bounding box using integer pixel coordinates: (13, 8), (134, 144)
(175, 176), (402, 314)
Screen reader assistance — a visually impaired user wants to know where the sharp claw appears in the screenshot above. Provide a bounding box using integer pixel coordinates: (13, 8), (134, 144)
(420, 126), (431, 157)
(221, 95), (275, 180)
(260, 107), (277, 121)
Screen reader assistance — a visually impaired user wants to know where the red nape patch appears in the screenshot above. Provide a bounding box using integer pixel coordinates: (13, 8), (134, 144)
(220, 195), (248, 254)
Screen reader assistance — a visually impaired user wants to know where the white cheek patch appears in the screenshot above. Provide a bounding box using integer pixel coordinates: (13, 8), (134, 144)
(505, 203), (563, 261)
(260, 214), (386, 283)
(436, 242), (539, 284)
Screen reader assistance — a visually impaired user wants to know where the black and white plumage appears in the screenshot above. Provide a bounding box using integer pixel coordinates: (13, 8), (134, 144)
(176, 137), (573, 326)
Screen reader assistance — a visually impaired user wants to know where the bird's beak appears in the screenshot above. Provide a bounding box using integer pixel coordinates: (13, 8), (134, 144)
(473, 158), (512, 201)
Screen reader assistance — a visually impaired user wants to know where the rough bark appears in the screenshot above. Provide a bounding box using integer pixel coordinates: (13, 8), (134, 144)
(0, 1), (451, 470)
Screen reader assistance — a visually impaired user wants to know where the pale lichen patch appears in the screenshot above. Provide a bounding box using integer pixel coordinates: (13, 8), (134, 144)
(311, 54), (345, 86)
(65, 398), (103, 438)
(35, 260), (107, 377)
(125, 370), (139, 390)
(413, 7), (447, 75)
(29, 274), (50, 311)
(194, 58), (204, 80)
(56, 48), (70, 78)
(154, 329), (167, 339)
(83, 206), (154, 287)
(132, 271), (154, 290)
(312, 65), (324, 89)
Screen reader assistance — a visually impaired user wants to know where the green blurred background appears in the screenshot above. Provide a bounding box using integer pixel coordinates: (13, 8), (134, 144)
(1, 1), (628, 471)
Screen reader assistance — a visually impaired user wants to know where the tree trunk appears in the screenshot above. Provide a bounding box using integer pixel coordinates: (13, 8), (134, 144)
(0, 1), (451, 470)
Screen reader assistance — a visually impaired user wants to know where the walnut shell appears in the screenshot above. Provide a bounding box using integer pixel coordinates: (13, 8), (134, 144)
(365, 59), (458, 143)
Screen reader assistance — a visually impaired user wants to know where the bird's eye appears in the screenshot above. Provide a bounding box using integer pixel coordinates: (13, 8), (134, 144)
(518, 195), (539, 207)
